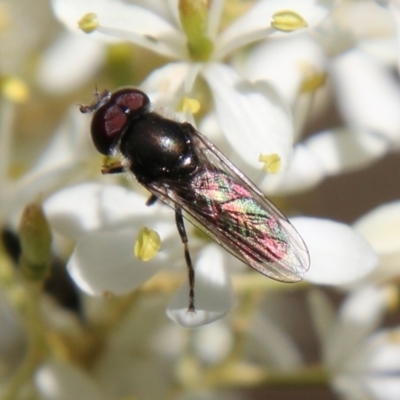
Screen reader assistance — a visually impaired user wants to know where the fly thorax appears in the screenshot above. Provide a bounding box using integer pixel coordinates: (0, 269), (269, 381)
(120, 113), (198, 181)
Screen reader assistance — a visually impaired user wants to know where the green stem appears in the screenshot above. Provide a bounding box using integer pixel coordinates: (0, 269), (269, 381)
(233, 274), (310, 293)
(2, 282), (47, 399)
(262, 365), (329, 387)
(204, 363), (329, 390)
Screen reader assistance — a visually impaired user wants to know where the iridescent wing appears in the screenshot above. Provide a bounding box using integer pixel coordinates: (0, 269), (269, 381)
(143, 124), (310, 283)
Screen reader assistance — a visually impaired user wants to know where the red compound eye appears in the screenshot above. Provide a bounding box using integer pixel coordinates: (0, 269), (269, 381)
(83, 88), (150, 155)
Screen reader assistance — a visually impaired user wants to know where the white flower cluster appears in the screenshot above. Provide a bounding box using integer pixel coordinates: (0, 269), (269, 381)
(0, 0), (400, 399)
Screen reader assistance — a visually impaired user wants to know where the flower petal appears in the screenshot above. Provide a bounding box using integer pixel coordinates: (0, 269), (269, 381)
(354, 200), (400, 257)
(44, 183), (167, 239)
(28, 108), (91, 175)
(167, 244), (233, 328)
(291, 217), (379, 285)
(262, 125), (390, 195)
(141, 62), (191, 102)
(248, 313), (303, 369)
(332, 328), (400, 400)
(331, 48), (400, 145)
(51, 0), (186, 59)
(240, 33), (326, 105)
(324, 286), (390, 371)
(304, 127), (389, 175)
(304, 128), (389, 175)
(354, 201), (400, 283)
(193, 320), (233, 363)
(68, 228), (166, 296)
(307, 289), (336, 352)
(261, 143), (325, 195)
(352, 328), (400, 398)
(202, 62), (293, 170)
(334, 1), (395, 63)
(1, 109), (90, 222)
(215, 0), (335, 58)
(37, 32), (106, 94)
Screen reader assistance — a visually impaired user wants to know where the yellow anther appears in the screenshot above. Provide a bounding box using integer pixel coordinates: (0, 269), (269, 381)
(300, 71), (327, 93)
(271, 10), (308, 32)
(178, 96), (201, 114)
(78, 12), (99, 33)
(134, 227), (161, 261)
(259, 153), (281, 174)
(1, 76), (29, 103)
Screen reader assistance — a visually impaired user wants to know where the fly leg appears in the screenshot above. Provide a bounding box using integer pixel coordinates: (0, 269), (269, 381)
(101, 165), (159, 207)
(101, 162), (124, 175)
(146, 194), (158, 206)
(175, 207), (196, 312)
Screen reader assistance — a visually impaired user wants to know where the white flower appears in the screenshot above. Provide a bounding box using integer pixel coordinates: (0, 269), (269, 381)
(309, 286), (400, 400)
(238, 0), (400, 196)
(49, 0), (335, 170)
(330, 48), (400, 147)
(292, 217), (378, 286)
(354, 200), (400, 285)
(44, 183), (233, 328)
(167, 244), (233, 328)
(44, 182), (378, 328)
(43, 1), (377, 329)
(0, 0), (58, 74)
(0, 98), (91, 226)
(37, 31), (106, 95)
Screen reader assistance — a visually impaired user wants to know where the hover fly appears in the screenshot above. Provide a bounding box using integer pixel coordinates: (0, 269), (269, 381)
(80, 88), (310, 312)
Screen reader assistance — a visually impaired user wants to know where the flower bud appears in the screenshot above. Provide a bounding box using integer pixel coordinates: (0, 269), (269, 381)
(18, 202), (52, 281)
